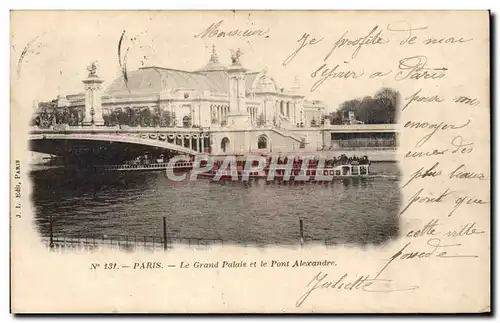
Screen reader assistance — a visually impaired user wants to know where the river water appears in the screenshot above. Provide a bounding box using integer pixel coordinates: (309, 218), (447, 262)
(30, 162), (401, 247)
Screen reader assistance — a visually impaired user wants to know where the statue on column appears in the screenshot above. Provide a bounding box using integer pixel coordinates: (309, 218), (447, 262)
(87, 61), (99, 77)
(82, 61), (104, 126)
(230, 48), (243, 65)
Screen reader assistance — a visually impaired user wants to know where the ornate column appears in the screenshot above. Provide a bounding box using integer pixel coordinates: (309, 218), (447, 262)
(293, 102), (296, 124)
(191, 106), (195, 128)
(227, 48), (250, 129)
(197, 104), (201, 127)
(82, 62), (105, 126)
(263, 96), (271, 124)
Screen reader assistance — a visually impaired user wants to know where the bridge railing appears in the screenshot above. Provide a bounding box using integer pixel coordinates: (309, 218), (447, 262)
(41, 234), (225, 253)
(329, 139), (397, 149)
(39, 216), (383, 252)
(324, 123), (399, 131)
(40, 234), (359, 252)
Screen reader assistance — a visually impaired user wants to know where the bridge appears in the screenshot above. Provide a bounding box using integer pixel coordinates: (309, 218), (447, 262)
(29, 123), (400, 165)
(29, 125), (208, 165)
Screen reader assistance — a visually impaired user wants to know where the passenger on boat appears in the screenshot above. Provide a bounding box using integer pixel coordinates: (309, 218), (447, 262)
(359, 155), (370, 165)
(156, 154), (165, 164)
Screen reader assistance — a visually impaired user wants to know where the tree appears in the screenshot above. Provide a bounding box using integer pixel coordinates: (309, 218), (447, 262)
(335, 88), (399, 124)
(61, 109), (70, 124)
(339, 99), (362, 114)
(108, 110), (119, 126)
(103, 114), (110, 126)
(37, 107), (55, 128)
(374, 87), (399, 124)
(160, 110), (175, 127)
(31, 115), (40, 126)
(139, 108), (153, 127)
(182, 115), (192, 128)
(117, 109), (128, 125)
(329, 110), (343, 125)
(375, 87), (398, 109)
(356, 96), (376, 123)
(76, 109), (84, 125)
(128, 108), (139, 127)
(152, 114), (161, 127)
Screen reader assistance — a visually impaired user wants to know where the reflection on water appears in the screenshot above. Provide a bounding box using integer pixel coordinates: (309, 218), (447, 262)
(30, 163), (401, 246)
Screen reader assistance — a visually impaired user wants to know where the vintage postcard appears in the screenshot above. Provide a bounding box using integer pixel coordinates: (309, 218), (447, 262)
(10, 10), (490, 313)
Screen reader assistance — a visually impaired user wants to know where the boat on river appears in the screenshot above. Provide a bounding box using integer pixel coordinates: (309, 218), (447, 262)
(93, 154), (398, 182)
(198, 163), (374, 182)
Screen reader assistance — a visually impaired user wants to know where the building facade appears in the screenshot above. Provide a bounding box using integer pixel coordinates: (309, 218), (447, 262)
(31, 46), (397, 158)
(54, 47), (324, 129)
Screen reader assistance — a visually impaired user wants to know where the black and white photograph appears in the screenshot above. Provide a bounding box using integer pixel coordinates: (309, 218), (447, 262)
(10, 10), (490, 313)
(27, 25), (400, 251)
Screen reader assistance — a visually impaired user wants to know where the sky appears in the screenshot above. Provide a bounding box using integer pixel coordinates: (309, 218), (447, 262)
(9, 11), (421, 113)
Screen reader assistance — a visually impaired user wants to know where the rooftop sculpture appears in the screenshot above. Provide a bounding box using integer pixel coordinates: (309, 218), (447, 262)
(230, 48), (243, 65)
(87, 61), (99, 77)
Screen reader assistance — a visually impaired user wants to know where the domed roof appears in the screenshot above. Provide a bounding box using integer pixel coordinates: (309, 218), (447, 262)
(197, 45), (227, 72)
(105, 67), (229, 94)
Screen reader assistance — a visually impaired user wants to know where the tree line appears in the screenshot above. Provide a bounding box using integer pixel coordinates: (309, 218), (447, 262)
(31, 103), (184, 128)
(328, 87), (400, 125)
(103, 109), (179, 127)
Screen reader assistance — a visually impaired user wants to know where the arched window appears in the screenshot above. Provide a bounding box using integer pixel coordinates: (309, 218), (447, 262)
(183, 115), (192, 128)
(257, 135), (268, 149)
(221, 137), (230, 153)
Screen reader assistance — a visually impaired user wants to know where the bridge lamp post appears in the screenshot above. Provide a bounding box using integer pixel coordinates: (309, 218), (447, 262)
(90, 107), (95, 125)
